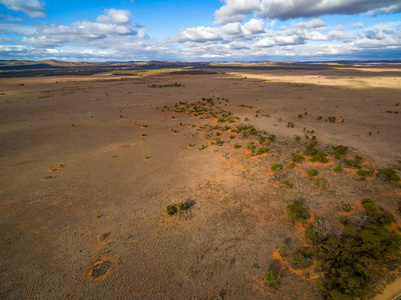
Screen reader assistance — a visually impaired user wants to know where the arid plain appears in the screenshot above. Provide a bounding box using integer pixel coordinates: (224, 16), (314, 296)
(1, 63), (401, 299)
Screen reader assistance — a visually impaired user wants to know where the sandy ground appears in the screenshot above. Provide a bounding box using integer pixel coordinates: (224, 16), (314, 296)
(1, 66), (401, 299)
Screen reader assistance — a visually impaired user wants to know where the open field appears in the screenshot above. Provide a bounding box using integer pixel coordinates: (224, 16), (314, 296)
(1, 63), (401, 299)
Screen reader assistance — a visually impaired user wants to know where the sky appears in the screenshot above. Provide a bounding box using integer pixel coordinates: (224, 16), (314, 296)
(0, 0), (401, 62)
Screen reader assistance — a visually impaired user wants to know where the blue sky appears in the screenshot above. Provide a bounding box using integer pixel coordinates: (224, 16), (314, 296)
(0, 0), (400, 62)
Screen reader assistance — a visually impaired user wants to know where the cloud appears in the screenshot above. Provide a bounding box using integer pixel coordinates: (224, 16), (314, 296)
(293, 19), (326, 29)
(328, 30), (351, 41)
(6, 8), (148, 50)
(171, 19), (401, 61)
(0, 14), (22, 22)
(0, 7), (160, 61)
(96, 9), (131, 24)
(172, 26), (222, 42)
(214, 0), (260, 25)
(242, 18), (265, 34)
(0, 0), (46, 18)
(351, 22), (364, 29)
(214, 0), (401, 24)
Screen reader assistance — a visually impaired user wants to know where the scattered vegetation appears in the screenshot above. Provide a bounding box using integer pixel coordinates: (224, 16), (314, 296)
(378, 168), (400, 181)
(307, 169), (319, 177)
(264, 270), (280, 289)
(310, 151), (329, 163)
(271, 163), (282, 172)
(287, 200), (310, 223)
(343, 155), (363, 169)
(166, 202), (187, 215)
(283, 180), (293, 188)
(291, 252), (313, 269)
(292, 153), (305, 163)
(327, 116), (336, 123)
(149, 82), (184, 88)
(279, 244), (289, 257)
(303, 200), (400, 300)
(332, 145), (348, 159)
(334, 165), (343, 173)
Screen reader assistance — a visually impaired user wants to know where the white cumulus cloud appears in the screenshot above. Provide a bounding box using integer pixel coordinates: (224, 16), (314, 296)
(214, 0), (401, 24)
(0, 0), (46, 18)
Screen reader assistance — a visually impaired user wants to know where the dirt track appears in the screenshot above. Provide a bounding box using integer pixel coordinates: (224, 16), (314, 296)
(1, 66), (401, 299)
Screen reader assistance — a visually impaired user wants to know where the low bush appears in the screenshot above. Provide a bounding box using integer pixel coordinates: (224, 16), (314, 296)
(378, 168), (400, 181)
(344, 155), (363, 169)
(256, 147), (269, 155)
(311, 151), (329, 163)
(287, 200), (310, 223)
(283, 180), (293, 188)
(264, 270), (280, 289)
(271, 163), (282, 171)
(332, 145), (348, 159)
(291, 252), (313, 269)
(307, 169), (319, 177)
(334, 165), (343, 173)
(279, 244), (289, 257)
(166, 203), (187, 215)
(292, 154), (305, 163)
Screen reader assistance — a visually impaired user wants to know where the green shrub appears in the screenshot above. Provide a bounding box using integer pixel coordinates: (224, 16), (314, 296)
(214, 138), (223, 145)
(292, 154), (305, 163)
(311, 151), (329, 163)
(332, 145), (348, 159)
(264, 270), (280, 289)
(287, 121), (294, 128)
(343, 155), (363, 169)
(307, 169), (319, 177)
(166, 205), (177, 215)
(233, 143), (241, 149)
(378, 168), (400, 181)
(247, 142), (256, 152)
(317, 116), (322, 120)
(298, 114), (303, 118)
(313, 200), (400, 299)
(256, 147), (269, 155)
(334, 165), (343, 173)
(279, 244), (289, 257)
(271, 163), (282, 171)
(283, 180), (293, 188)
(315, 177), (328, 189)
(287, 200), (310, 222)
(176, 203), (187, 211)
(304, 140), (319, 156)
(291, 253), (312, 269)
(328, 116), (336, 122)
(357, 169), (368, 176)
(268, 134), (276, 142)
